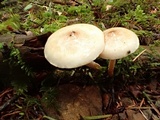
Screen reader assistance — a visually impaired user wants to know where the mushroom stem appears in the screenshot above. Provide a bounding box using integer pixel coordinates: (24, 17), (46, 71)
(86, 61), (102, 70)
(108, 60), (116, 77)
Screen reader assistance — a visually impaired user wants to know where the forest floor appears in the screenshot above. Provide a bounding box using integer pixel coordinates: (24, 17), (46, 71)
(0, 0), (160, 120)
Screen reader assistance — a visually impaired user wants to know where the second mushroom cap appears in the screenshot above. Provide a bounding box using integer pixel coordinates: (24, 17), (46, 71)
(100, 27), (140, 60)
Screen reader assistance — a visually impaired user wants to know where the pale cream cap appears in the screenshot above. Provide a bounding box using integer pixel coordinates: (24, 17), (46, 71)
(100, 27), (140, 60)
(44, 24), (105, 68)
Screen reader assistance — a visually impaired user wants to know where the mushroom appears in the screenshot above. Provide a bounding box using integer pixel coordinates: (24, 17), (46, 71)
(100, 27), (140, 77)
(44, 23), (105, 69)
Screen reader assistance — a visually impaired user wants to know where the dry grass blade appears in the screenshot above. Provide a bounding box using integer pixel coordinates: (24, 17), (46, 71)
(142, 91), (160, 117)
(139, 98), (149, 120)
(1, 111), (21, 119)
(0, 88), (13, 98)
(132, 49), (147, 62)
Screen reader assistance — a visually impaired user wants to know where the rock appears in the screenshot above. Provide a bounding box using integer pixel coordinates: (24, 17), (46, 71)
(126, 110), (135, 120)
(142, 109), (152, 120)
(111, 114), (119, 120)
(119, 111), (127, 120)
(42, 84), (102, 120)
(121, 97), (133, 107)
(133, 112), (145, 120)
(126, 110), (145, 120)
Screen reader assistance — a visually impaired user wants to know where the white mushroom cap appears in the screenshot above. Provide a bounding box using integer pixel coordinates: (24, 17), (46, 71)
(100, 27), (139, 60)
(44, 23), (104, 69)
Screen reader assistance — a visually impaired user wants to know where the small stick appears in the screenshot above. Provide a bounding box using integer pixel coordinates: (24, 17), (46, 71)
(139, 98), (145, 108)
(139, 109), (149, 120)
(43, 115), (57, 120)
(87, 0), (92, 6)
(132, 49), (147, 62)
(0, 95), (18, 112)
(127, 106), (152, 110)
(82, 114), (112, 120)
(72, 0), (82, 5)
(139, 98), (149, 120)
(142, 91), (160, 116)
(1, 111), (21, 119)
(0, 88), (13, 98)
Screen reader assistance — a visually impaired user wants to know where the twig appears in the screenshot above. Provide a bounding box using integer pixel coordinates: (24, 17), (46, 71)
(82, 114), (112, 120)
(72, 0), (82, 5)
(52, 0), (82, 6)
(26, 47), (44, 51)
(28, 19), (46, 28)
(87, 0), (92, 6)
(31, 0), (70, 6)
(0, 95), (19, 112)
(0, 88), (13, 98)
(1, 111), (21, 119)
(43, 115), (57, 120)
(139, 98), (149, 120)
(139, 109), (149, 120)
(142, 91), (160, 116)
(139, 98), (145, 107)
(127, 106), (152, 109)
(132, 49), (147, 62)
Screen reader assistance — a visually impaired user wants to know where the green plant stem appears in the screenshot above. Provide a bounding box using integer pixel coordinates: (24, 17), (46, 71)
(82, 114), (112, 120)
(43, 115), (57, 120)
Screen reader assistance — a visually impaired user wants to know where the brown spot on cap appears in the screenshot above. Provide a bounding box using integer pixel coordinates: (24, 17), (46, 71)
(127, 50), (131, 54)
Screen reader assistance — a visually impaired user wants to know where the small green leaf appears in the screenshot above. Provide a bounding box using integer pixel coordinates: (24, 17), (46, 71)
(83, 114), (112, 120)
(24, 3), (33, 11)
(0, 43), (4, 49)
(19, 112), (24, 116)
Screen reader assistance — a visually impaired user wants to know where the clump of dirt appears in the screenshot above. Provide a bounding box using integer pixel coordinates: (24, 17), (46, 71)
(42, 84), (102, 120)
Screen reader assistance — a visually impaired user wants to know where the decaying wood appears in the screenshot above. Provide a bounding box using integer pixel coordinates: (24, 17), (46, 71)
(0, 32), (52, 47)
(0, 34), (34, 46)
(0, 32), (52, 71)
